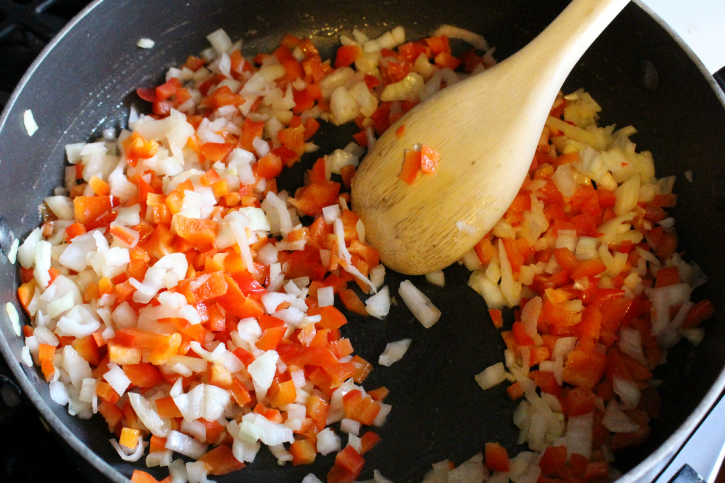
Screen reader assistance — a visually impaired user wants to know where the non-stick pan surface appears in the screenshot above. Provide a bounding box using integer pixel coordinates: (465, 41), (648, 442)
(2, 0), (725, 481)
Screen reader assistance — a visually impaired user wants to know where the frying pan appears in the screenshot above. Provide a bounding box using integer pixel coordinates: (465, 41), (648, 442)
(1, 0), (725, 481)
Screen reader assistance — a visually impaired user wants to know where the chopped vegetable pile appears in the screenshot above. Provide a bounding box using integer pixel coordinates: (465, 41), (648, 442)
(14, 25), (501, 483)
(11, 18), (713, 483)
(444, 89), (713, 482)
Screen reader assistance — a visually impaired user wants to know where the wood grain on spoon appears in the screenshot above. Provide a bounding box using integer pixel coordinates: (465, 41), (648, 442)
(351, 0), (630, 275)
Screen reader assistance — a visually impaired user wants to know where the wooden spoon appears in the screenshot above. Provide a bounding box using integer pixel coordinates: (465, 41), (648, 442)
(351, 0), (630, 275)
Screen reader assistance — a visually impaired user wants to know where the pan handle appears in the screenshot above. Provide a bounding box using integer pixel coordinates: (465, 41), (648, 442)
(714, 67), (725, 93)
(668, 464), (706, 483)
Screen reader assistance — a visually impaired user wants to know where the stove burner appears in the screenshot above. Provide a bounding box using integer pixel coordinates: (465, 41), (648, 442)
(0, 0), (90, 108)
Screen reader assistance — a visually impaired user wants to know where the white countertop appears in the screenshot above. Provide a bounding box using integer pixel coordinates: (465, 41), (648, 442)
(642, 0), (725, 74)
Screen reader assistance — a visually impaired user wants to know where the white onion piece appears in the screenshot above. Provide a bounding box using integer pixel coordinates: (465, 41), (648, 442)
(302, 475), (324, 483)
(365, 286), (391, 319)
(7, 238), (18, 264)
(169, 459), (188, 483)
(448, 452), (487, 483)
(614, 174), (641, 216)
(230, 220), (255, 279)
(187, 461), (213, 483)
(203, 384), (231, 421)
(602, 401), (640, 433)
(422, 460), (452, 483)
(475, 362), (507, 390)
(20, 346), (33, 367)
(165, 430), (208, 459)
(682, 327), (705, 346)
(45, 196), (75, 220)
(145, 450), (172, 468)
(17, 227), (42, 269)
(181, 419), (207, 443)
(378, 338), (411, 366)
(129, 392), (170, 437)
(552, 164), (577, 198)
(23, 110), (38, 136)
(103, 363), (131, 396)
(46, 291), (75, 319)
(240, 412), (293, 446)
(33, 240), (52, 289)
(460, 248), (482, 271)
(369, 264), (386, 290)
(648, 283), (691, 335)
(433, 25), (489, 50)
(62, 345), (92, 389)
(498, 239), (521, 307)
(137, 38), (155, 49)
(329, 87), (360, 125)
(317, 286), (335, 307)
(468, 271), (507, 310)
(49, 381), (69, 406)
(340, 418), (361, 436)
(618, 327), (648, 366)
(613, 376), (641, 409)
(57, 305), (101, 338)
(373, 403), (392, 427)
(565, 412), (593, 460)
(110, 436), (145, 462)
(269, 443), (293, 463)
(206, 28), (232, 55)
(247, 350), (279, 399)
(575, 237), (599, 261)
(316, 428), (341, 455)
(399, 280), (441, 328)
(520, 297), (542, 343)
(6, 303), (20, 337)
(425, 271), (445, 287)
(556, 229), (578, 252)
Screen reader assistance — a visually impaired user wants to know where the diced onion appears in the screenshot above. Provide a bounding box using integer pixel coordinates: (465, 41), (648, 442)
(316, 428), (341, 456)
(433, 25), (489, 50)
(378, 338), (411, 366)
(23, 110), (38, 136)
(5, 303), (20, 337)
(129, 392), (170, 437)
(317, 286), (335, 307)
(302, 474), (324, 483)
(425, 271), (445, 287)
(165, 430), (207, 459)
(602, 401), (640, 433)
(137, 38), (155, 49)
(340, 418), (361, 436)
(247, 350), (279, 399)
(206, 28), (232, 55)
(365, 286), (391, 319)
(103, 363), (131, 396)
(110, 436), (145, 462)
(448, 452), (487, 483)
(552, 164), (577, 198)
(475, 362), (507, 390)
(398, 280), (441, 328)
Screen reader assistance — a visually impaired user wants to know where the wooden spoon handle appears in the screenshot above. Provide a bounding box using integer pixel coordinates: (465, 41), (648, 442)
(510, 0), (631, 89)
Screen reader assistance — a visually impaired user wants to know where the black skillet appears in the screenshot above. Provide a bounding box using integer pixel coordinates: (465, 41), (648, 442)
(1, 0), (725, 481)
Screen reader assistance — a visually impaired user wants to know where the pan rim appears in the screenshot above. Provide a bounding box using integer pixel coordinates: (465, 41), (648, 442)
(0, 0), (129, 480)
(0, 1), (723, 482)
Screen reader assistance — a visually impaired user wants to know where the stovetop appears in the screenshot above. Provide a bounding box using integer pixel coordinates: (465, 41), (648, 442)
(0, 1), (724, 482)
(0, 0), (90, 108)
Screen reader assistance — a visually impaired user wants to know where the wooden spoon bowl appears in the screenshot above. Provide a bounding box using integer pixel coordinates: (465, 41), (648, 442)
(352, 0), (629, 275)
